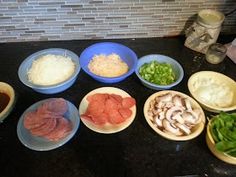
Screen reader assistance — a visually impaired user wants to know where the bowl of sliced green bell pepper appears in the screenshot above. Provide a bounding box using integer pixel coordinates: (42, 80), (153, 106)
(135, 54), (184, 90)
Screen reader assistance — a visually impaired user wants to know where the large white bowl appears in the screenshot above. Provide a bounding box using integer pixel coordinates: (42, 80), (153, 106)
(188, 71), (236, 112)
(18, 48), (80, 94)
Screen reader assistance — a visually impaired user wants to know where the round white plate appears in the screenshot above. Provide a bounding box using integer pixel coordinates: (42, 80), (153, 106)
(79, 87), (136, 134)
(17, 98), (80, 151)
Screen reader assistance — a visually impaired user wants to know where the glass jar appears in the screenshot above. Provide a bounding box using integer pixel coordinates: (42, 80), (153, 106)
(205, 43), (227, 64)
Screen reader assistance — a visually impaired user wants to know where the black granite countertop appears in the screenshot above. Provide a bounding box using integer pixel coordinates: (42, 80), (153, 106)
(0, 36), (236, 177)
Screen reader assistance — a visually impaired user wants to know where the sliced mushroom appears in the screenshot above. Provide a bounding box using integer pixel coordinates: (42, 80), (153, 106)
(147, 110), (154, 117)
(159, 111), (165, 120)
(182, 111), (200, 125)
(149, 100), (155, 110)
(162, 119), (183, 136)
(187, 110), (201, 124)
(184, 98), (192, 111)
(154, 116), (163, 127)
(173, 95), (184, 107)
(175, 122), (191, 135)
(156, 101), (166, 109)
(165, 101), (175, 108)
(165, 106), (184, 122)
(172, 112), (185, 124)
(157, 93), (172, 103)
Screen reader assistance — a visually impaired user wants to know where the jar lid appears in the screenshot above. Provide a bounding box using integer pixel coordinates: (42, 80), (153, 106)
(197, 9), (225, 28)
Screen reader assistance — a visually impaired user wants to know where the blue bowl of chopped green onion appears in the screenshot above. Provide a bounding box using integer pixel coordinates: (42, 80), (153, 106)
(135, 54), (184, 90)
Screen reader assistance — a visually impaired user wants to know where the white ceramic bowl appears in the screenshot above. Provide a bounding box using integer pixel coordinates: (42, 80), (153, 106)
(0, 82), (15, 122)
(188, 71), (236, 112)
(18, 48), (80, 94)
(143, 90), (205, 141)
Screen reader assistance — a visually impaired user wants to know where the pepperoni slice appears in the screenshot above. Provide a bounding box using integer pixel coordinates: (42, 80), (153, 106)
(118, 108), (132, 119)
(122, 97), (136, 109)
(104, 98), (119, 114)
(91, 112), (109, 125)
(87, 93), (109, 103)
(86, 100), (105, 117)
(81, 114), (93, 122)
(108, 109), (125, 124)
(109, 94), (123, 103)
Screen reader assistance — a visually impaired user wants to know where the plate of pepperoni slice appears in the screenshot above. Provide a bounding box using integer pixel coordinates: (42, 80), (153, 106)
(17, 98), (80, 151)
(79, 87), (136, 134)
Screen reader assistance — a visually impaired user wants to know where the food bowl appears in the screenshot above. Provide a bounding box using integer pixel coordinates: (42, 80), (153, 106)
(143, 90), (205, 141)
(79, 87), (136, 134)
(135, 54), (184, 90)
(79, 42), (138, 83)
(18, 48), (80, 94)
(0, 82), (15, 122)
(188, 71), (236, 112)
(206, 116), (236, 165)
(17, 98), (80, 151)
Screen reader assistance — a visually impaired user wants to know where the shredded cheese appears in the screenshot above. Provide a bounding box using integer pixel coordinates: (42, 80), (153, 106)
(27, 54), (75, 86)
(88, 53), (129, 77)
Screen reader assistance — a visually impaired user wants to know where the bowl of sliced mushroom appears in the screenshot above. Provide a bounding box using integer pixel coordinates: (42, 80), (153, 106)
(143, 90), (206, 141)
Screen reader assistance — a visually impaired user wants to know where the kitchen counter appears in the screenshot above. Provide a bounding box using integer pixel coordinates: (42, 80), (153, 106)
(0, 36), (236, 177)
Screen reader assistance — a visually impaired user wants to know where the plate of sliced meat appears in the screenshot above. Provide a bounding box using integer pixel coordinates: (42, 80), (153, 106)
(17, 98), (80, 151)
(79, 87), (136, 134)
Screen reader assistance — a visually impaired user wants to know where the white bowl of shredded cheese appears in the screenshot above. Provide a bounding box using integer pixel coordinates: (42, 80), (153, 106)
(18, 48), (80, 94)
(188, 71), (236, 112)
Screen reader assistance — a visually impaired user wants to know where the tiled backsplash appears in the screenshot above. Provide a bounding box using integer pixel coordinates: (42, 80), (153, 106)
(0, 0), (235, 43)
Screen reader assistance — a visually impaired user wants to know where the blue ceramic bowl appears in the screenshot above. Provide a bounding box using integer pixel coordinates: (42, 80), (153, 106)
(135, 54), (184, 90)
(79, 42), (138, 83)
(17, 98), (80, 151)
(18, 48), (80, 94)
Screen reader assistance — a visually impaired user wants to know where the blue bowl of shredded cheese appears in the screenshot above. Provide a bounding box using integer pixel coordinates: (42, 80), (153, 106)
(79, 42), (138, 83)
(18, 48), (80, 94)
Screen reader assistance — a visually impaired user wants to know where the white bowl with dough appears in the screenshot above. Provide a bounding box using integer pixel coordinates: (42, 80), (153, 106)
(188, 71), (236, 112)
(18, 48), (80, 94)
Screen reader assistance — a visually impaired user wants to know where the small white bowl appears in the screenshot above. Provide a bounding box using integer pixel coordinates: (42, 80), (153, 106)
(143, 90), (205, 141)
(188, 71), (236, 112)
(0, 82), (15, 122)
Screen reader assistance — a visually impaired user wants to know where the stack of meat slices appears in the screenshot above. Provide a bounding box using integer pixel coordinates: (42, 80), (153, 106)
(81, 93), (136, 125)
(24, 98), (72, 141)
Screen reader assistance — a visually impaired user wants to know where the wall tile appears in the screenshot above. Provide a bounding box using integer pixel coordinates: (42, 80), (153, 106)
(0, 0), (235, 42)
